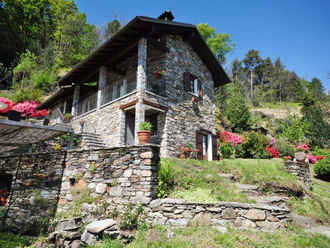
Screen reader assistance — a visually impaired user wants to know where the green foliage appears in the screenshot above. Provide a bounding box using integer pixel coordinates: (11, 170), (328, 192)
(119, 203), (145, 231)
(241, 132), (270, 159)
(197, 23), (235, 64)
(157, 159), (175, 198)
(281, 115), (308, 144)
(139, 121), (152, 131)
(0, 232), (34, 248)
(89, 236), (123, 248)
(314, 157), (330, 181)
(219, 142), (235, 159)
(220, 83), (251, 132)
(275, 138), (296, 157)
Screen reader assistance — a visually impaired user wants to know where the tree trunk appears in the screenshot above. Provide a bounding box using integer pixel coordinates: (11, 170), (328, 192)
(250, 70), (253, 100)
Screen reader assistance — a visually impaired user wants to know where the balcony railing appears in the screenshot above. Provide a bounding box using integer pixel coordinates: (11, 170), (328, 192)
(147, 79), (166, 97)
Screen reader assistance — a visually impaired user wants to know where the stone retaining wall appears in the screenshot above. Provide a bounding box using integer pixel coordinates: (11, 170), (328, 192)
(284, 161), (311, 188)
(0, 145), (160, 234)
(0, 152), (66, 234)
(145, 199), (291, 231)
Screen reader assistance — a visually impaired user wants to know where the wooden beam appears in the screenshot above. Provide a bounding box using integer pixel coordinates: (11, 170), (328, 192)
(142, 99), (168, 111)
(120, 99), (138, 110)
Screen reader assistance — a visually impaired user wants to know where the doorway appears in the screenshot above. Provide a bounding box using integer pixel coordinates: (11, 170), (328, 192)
(0, 174), (12, 206)
(125, 111), (135, 146)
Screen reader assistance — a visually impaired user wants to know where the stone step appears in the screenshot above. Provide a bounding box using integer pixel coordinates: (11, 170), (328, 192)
(235, 183), (259, 192)
(218, 173), (235, 180)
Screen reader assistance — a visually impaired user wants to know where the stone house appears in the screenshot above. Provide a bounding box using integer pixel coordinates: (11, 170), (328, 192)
(38, 13), (230, 160)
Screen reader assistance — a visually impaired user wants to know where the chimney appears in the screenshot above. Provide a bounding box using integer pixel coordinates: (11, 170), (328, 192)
(158, 11), (174, 21)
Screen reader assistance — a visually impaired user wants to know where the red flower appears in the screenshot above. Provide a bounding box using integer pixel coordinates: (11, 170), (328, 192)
(0, 97), (14, 114)
(283, 155), (292, 160)
(315, 155), (325, 160)
(266, 147), (280, 158)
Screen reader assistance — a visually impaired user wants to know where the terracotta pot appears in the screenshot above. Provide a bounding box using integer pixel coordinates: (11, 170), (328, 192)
(184, 147), (192, 152)
(138, 131), (151, 144)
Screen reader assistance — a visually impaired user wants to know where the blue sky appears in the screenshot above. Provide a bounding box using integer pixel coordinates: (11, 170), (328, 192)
(76, 0), (330, 91)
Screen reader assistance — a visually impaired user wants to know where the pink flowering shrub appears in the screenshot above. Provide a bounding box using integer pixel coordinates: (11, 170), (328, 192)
(219, 131), (242, 146)
(12, 100), (48, 117)
(307, 153), (317, 164)
(0, 97), (14, 114)
(296, 144), (310, 152)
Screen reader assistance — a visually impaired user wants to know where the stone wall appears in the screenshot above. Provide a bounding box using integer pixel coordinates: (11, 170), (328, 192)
(57, 145), (160, 220)
(145, 199), (291, 231)
(284, 161), (311, 188)
(161, 35), (217, 157)
(0, 152), (66, 234)
(0, 145), (160, 234)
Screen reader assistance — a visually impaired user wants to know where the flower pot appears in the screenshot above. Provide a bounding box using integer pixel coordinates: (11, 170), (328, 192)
(138, 131), (151, 144)
(7, 110), (21, 121)
(184, 147), (192, 152)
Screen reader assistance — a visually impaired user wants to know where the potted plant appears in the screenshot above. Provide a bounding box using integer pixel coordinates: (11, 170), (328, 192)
(138, 121), (152, 144)
(63, 113), (73, 122)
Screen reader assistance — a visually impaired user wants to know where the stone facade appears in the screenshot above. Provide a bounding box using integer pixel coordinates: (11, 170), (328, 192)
(48, 34), (217, 159)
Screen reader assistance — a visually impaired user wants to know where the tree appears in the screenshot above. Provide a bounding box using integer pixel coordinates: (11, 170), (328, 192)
(224, 83), (251, 132)
(242, 50), (262, 101)
(309, 77), (325, 100)
(197, 23), (235, 64)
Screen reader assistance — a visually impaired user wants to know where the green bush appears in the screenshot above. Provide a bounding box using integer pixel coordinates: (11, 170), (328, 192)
(281, 115), (308, 143)
(276, 138), (296, 157)
(157, 159), (175, 198)
(119, 203), (145, 230)
(314, 157), (330, 181)
(241, 132), (270, 159)
(219, 142), (235, 158)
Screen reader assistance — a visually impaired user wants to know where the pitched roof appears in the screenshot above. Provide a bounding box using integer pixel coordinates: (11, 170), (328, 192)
(38, 16), (230, 110)
(58, 16), (230, 87)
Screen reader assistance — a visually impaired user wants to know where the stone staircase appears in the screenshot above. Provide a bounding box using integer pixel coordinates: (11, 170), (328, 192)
(80, 132), (107, 149)
(219, 173), (289, 208)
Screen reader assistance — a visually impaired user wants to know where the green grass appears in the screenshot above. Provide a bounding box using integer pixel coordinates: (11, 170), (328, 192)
(288, 178), (330, 225)
(162, 158), (303, 204)
(218, 159), (303, 195)
(124, 225), (330, 248)
(260, 102), (301, 110)
(0, 232), (34, 248)
(161, 158), (251, 203)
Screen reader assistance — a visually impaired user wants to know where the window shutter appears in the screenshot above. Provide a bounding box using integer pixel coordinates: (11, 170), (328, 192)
(197, 79), (202, 96)
(212, 134), (219, 160)
(183, 72), (191, 91)
(196, 131), (203, 160)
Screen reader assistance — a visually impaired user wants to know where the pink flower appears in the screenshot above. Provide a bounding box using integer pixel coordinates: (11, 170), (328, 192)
(219, 131), (242, 146)
(12, 101), (46, 117)
(296, 144), (310, 151)
(270, 138), (275, 146)
(307, 153), (317, 164)
(0, 97), (14, 114)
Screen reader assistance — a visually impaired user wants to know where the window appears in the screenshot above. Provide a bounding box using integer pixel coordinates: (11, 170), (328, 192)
(184, 72), (202, 96)
(145, 113), (158, 136)
(77, 92), (97, 116)
(102, 72), (136, 105)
